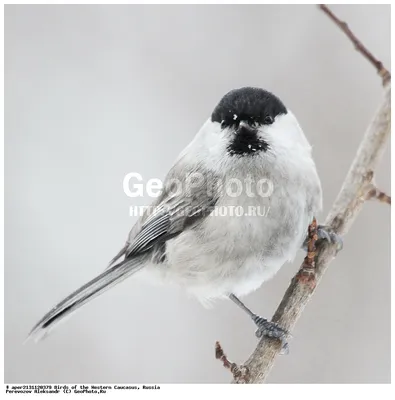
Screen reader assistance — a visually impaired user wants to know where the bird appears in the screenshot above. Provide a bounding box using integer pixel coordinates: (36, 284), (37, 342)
(28, 86), (340, 348)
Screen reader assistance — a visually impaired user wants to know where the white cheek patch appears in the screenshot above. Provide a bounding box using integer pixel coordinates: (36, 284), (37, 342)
(261, 112), (312, 154)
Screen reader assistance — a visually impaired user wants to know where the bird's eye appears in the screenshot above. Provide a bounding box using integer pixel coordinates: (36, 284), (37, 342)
(264, 115), (274, 125)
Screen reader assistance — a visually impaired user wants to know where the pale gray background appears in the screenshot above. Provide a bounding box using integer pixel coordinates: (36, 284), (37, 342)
(5, 5), (390, 383)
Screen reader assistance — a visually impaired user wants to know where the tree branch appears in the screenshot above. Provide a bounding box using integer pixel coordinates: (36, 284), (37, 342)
(223, 5), (391, 384)
(319, 4), (391, 86)
(235, 84), (390, 383)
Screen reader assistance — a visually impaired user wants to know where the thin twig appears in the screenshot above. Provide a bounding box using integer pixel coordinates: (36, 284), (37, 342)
(229, 6), (391, 383)
(365, 185), (391, 205)
(319, 5), (391, 86)
(215, 342), (250, 383)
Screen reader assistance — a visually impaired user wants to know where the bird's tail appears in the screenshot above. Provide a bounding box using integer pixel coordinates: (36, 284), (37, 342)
(27, 255), (146, 343)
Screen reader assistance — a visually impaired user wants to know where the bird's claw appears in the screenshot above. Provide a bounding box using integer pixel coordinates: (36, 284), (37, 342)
(302, 224), (343, 254)
(316, 225), (343, 253)
(253, 315), (289, 354)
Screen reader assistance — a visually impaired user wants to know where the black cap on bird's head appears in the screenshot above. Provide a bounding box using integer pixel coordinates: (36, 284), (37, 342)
(212, 87), (288, 156)
(211, 87), (287, 129)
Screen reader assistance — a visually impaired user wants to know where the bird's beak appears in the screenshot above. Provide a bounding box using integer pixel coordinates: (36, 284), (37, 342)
(238, 121), (249, 129)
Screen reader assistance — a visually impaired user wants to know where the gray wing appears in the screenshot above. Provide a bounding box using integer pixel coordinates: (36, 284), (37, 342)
(108, 166), (219, 268)
(28, 165), (219, 342)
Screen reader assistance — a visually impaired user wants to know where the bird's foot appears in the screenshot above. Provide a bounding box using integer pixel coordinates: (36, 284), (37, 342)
(316, 225), (343, 253)
(228, 294), (290, 354)
(302, 225), (343, 254)
(252, 315), (289, 354)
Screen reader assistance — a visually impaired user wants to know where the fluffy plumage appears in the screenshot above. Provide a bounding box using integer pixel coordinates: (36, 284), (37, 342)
(28, 87), (322, 342)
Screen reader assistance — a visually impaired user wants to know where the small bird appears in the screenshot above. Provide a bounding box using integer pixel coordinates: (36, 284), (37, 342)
(28, 87), (340, 348)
